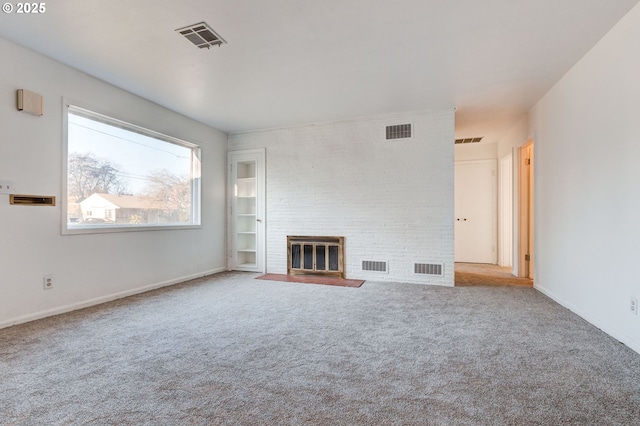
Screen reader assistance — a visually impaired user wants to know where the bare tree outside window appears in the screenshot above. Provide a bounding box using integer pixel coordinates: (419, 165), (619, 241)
(67, 152), (129, 201)
(143, 170), (192, 223)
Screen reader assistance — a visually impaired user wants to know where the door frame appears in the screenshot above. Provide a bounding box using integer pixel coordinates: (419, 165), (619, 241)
(499, 153), (513, 267)
(227, 148), (266, 273)
(517, 140), (534, 278)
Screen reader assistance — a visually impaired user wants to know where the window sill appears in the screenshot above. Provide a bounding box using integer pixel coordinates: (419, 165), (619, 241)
(62, 223), (203, 235)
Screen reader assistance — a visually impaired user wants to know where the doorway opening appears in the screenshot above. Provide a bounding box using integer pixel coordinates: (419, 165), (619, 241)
(455, 262), (533, 287)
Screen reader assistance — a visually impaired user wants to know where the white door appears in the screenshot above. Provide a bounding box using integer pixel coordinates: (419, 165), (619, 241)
(228, 149), (266, 272)
(455, 160), (497, 263)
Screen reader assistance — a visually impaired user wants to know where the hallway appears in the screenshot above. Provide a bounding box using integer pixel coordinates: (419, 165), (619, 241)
(455, 263), (533, 287)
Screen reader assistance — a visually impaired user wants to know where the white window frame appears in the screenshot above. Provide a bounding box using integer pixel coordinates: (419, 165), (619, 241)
(62, 102), (202, 235)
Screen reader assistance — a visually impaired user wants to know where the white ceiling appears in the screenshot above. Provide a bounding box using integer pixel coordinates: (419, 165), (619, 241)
(1, 0), (638, 142)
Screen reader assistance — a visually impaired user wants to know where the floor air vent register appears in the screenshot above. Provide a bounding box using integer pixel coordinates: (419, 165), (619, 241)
(362, 260), (388, 272)
(361, 260), (443, 276)
(414, 263), (444, 276)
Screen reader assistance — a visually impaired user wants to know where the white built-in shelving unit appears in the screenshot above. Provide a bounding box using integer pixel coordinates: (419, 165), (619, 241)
(228, 150), (265, 272)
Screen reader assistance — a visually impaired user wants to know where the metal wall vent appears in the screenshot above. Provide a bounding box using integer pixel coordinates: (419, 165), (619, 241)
(10, 194), (56, 206)
(362, 260), (388, 273)
(455, 137), (483, 144)
(414, 263), (443, 276)
(386, 124), (412, 140)
(176, 22), (226, 49)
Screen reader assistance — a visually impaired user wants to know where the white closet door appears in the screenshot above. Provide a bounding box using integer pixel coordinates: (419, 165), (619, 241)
(455, 160), (497, 264)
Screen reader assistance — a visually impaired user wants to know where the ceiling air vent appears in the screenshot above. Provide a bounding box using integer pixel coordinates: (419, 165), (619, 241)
(386, 123), (412, 140)
(455, 137), (483, 144)
(176, 22), (226, 49)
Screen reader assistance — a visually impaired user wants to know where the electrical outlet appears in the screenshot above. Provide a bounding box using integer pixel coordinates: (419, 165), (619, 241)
(0, 180), (14, 194)
(43, 274), (54, 290)
(631, 297), (638, 315)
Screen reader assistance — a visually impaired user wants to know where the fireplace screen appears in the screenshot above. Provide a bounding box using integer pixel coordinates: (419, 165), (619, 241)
(288, 236), (344, 277)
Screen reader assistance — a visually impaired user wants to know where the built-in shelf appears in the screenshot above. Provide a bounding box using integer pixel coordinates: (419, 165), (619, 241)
(229, 151), (263, 273)
(237, 249), (256, 267)
(237, 176), (256, 197)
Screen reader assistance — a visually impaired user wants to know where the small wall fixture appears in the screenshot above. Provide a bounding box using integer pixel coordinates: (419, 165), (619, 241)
(10, 194), (55, 206)
(176, 22), (226, 49)
(17, 89), (44, 116)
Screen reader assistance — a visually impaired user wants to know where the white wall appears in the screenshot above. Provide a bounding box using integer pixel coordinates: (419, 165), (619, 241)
(454, 142), (497, 162)
(497, 115), (529, 160)
(529, 4), (640, 354)
(0, 38), (228, 327)
(228, 110), (455, 285)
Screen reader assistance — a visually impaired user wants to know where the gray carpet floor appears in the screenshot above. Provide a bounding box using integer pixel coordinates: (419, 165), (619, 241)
(1, 272), (639, 425)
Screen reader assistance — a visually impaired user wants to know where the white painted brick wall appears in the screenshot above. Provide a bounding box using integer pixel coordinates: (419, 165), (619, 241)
(228, 109), (455, 286)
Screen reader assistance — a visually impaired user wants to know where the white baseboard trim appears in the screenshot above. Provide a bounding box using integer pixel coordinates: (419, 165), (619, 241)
(535, 283), (640, 355)
(0, 267), (227, 330)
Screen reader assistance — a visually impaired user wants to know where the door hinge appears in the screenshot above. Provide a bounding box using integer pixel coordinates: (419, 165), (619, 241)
(525, 158), (531, 166)
(525, 254), (531, 261)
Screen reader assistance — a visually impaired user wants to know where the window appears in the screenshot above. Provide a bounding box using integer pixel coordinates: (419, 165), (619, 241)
(64, 104), (201, 233)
